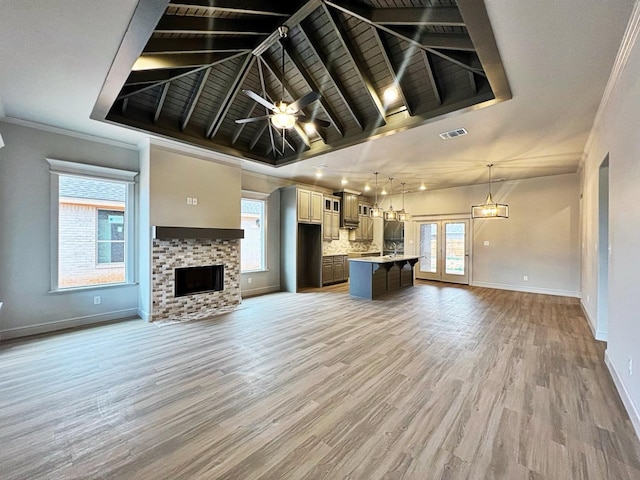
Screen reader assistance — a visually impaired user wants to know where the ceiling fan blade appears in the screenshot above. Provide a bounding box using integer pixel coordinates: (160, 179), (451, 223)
(288, 91), (321, 113)
(235, 115), (272, 124)
(297, 115), (331, 129)
(242, 89), (276, 111)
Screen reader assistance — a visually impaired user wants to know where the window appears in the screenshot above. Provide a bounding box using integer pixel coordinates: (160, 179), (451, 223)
(97, 209), (125, 264)
(241, 198), (266, 272)
(48, 159), (137, 290)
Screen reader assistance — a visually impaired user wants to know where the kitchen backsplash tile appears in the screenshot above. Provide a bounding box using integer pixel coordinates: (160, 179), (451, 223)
(322, 229), (379, 255)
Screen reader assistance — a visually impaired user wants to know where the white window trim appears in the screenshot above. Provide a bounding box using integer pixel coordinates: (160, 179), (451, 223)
(241, 196), (268, 273)
(47, 158), (138, 292)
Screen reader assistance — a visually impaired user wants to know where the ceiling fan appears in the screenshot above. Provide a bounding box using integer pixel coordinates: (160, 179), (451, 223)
(235, 26), (330, 149)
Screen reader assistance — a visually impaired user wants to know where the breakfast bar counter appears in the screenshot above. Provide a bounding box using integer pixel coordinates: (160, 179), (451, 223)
(348, 255), (420, 299)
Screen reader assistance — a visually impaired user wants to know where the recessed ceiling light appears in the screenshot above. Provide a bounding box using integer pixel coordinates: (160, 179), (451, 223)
(383, 86), (399, 103)
(381, 188), (388, 195)
(419, 184), (426, 191)
(315, 171), (323, 178)
(364, 184), (371, 192)
(304, 123), (316, 135)
(341, 179), (348, 185)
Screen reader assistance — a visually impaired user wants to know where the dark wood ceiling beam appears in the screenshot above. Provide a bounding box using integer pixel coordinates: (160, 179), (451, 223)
(370, 28), (413, 117)
(119, 51), (248, 100)
(169, 1), (293, 17)
(206, 54), (255, 138)
(456, 0), (511, 101)
(181, 68), (211, 131)
(321, 4), (386, 126)
(372, 7), (464, 27)
(421, 51), (442, 106)
(325, 1), (484, 77)
(293, 123), (311, 148)
(143, 37), (257, 55)
(297, 25), (363, 132)
(252, 0), (322, 55)
(154, 82), (170, 122)
(249, 122), (268, 150)
(469, 71), (477, 94)
(232, 103), (257, 145)
(388, 28), (474, 51)
(154, 16), (274, 35)
(126, 67), (198, 85)
(257, 60), (278, 158)
(133, 51), (248, 70)
(270, 46), (344, 137)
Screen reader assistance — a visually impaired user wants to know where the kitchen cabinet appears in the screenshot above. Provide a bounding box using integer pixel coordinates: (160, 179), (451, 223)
(322, 195), (340, 241)
(322, 255), (348, 285)
(280, 186), (323, 292)
(352, 201), (374, 241)
(297, 189), (323, 224)
(335, 192), (359, 228)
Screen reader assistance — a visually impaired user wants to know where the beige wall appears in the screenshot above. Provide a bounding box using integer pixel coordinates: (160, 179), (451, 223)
(398, 173), (580, 296)
(580, 4), (640, 436)
(149, 145), (241, 229)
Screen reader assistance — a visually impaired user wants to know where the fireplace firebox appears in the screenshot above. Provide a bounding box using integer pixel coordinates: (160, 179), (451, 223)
(175, 265), (224, 297)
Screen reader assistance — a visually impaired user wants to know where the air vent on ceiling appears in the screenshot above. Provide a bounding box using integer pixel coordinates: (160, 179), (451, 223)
(439, 128), (468, 140)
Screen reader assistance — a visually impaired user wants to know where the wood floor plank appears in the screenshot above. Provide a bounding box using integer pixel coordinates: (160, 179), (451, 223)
(1, 281), (639, 479)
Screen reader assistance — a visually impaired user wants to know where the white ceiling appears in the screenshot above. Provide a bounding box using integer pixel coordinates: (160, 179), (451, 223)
(0, 0), (634, 193)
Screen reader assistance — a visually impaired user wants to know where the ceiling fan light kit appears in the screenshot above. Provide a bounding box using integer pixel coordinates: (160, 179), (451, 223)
(472, 164), (509, 219)
(234, 25), (328, 150)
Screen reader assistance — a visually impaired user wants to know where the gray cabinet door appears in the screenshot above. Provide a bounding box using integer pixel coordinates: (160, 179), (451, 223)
(322, 259), (334, 285)
(310, 191), (323, 224)
(333, 257), (345, 281)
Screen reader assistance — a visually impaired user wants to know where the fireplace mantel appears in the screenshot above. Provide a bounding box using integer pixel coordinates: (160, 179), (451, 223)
(152, 226), (244, 240)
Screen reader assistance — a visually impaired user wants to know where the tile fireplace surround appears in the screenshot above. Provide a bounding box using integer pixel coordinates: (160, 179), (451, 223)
(151, 227), (244, 322)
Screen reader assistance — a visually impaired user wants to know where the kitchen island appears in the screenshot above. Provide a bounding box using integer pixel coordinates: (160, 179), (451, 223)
(348, 255), (420, 299)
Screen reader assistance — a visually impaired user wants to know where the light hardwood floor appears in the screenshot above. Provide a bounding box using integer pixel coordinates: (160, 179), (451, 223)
(1, 282), (639, 480)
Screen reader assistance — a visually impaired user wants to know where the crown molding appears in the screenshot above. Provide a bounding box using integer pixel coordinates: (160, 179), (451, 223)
(581, 1), (640, 168)
(0, 116), (140, 151)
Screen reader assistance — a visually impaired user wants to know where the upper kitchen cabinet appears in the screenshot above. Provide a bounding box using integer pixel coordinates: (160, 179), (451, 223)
(335, 191), (359, 229)
(297, 188), (323, 224)
(323, 195), (340, 241)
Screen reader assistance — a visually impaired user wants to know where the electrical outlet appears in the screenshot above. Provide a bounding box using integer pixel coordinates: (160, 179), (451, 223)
(523, 275), (528, 281)
(192, 197), (198, 206)
(93, 296), (101, 305)
(248, 277), (252, 284)
(484, 240), (490, 246)
(187, 197), (193, 205)
(629, 357), (633, 376)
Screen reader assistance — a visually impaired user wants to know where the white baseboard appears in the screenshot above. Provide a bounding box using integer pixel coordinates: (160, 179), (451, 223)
(241, 284), (280, 298)
(605, 351), (640, 441)
(0, 308), (139, 341)
(471, 281), (580, 298)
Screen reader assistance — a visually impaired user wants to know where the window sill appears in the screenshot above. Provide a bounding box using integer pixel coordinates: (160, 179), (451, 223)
(241, 269), (269, 274)
(48, 282), (138, 294)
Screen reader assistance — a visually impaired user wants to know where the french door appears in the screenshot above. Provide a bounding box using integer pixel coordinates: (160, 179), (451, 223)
(416, 219), (469, 284)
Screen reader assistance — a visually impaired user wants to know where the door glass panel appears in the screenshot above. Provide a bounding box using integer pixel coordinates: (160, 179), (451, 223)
(445, 222), (465, 275)
(419, 223), (438, 273)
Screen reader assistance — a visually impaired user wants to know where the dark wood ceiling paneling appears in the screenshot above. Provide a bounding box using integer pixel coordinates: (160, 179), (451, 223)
(101, 0), (511, 166)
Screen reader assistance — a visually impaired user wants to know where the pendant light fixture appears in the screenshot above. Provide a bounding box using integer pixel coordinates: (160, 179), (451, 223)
(384, 177), (398, 221)
(370, 172), (383, 218)
(397, 182), (411, 222)
(471, 164), (509, 218)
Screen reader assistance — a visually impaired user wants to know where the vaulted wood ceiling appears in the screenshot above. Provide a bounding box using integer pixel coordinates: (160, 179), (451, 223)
(95, 0), (510, 167)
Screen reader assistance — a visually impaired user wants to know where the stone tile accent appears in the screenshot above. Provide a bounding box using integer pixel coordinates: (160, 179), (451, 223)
(322, 228), (379, 255)
(151, 238), (241, 322)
